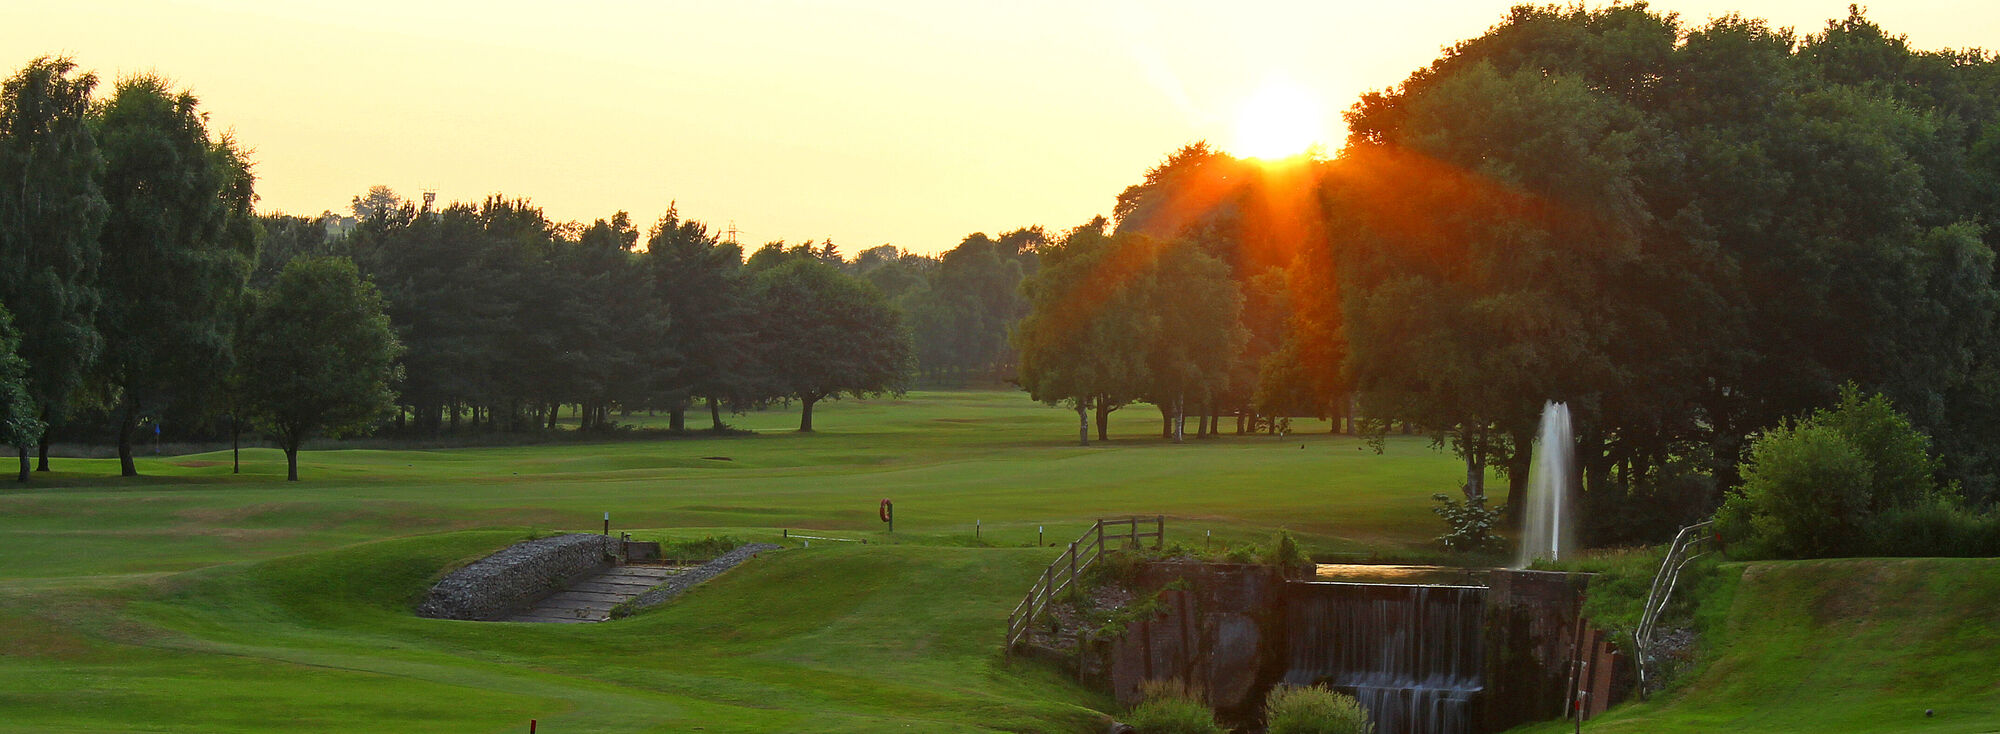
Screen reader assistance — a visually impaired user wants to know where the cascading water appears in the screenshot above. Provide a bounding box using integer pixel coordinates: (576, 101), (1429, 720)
(1283, 583), (1486, 734)
(1516, 401), (1575, 568)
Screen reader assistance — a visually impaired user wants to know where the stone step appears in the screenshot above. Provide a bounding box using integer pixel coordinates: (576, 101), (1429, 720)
(508, 563), (700, 624)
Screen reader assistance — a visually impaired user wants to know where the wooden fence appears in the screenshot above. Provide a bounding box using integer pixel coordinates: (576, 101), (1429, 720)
(1004, 516), (1163, 650)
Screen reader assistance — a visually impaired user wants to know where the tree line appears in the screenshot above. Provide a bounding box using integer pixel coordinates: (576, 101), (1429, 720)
(1, 57), (931, 481)
(1015, 5), (2000, 543)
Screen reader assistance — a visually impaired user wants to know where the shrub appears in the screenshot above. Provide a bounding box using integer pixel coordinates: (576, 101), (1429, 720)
(1720, 385), (1956, 560)
(1263, 530), (1309, 574)
(1265, 684), (1373, 734)
(1126, 680), (1224, 734)
(1868, 495), (2000, 557)
(1815, 384), (1939, 512)
(1431, 491), (1504, 552)
(1717, 423), (1873, 558)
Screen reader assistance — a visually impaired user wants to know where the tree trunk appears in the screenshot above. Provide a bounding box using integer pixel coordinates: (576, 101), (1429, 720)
(1172, 394), (1185, 444)
(1095, 399), (1112, 442)
(448, 402), (460, 432)
(799, 394), (818, 432)
(284, 433), (301, 482)
(669, 405), (687, 432)
(1463, 428), (1486, 502)
(36, 419), (50, 471)
(1237, 413), (1246, 434)
(709, 395), (726, 432)
(117, 399), (138, 477)
(1159, 404), (1172, 439)
(232, 415), (241, 475)
(1505, 426), (1533, 526)
(1196, 413), (1208, 438)
(1076, 403), (1090, 447)
(16, 445), (26, 483)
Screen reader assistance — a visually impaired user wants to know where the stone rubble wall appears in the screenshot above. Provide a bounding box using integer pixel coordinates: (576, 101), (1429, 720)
(619, 543), (782, 615)
(416, 533), (612, 621)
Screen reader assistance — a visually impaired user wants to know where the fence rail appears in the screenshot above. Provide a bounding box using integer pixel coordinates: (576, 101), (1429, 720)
(1004, 516), (1163, 651)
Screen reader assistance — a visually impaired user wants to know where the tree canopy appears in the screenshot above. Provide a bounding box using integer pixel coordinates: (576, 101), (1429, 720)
(237, 256), (401, 480)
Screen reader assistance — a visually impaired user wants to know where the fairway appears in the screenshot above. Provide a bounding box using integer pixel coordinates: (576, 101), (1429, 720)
(0, 389), (1477, 732)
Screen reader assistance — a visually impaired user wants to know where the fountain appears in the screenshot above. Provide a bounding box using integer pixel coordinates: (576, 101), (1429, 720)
(1516, 401), (1575, 568)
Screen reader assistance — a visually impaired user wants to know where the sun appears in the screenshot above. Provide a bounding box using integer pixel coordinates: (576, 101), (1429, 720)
(1230, 77), (1326, 160)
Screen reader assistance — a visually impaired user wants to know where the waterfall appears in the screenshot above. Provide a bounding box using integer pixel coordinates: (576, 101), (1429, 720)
(1516, 401), (1575, 568)
(1284, 583), (1486, 734)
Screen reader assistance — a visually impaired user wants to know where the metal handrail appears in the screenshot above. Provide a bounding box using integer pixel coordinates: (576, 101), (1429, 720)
(1004, 516), (1163, 650)
(1633, 519), (1716, 697)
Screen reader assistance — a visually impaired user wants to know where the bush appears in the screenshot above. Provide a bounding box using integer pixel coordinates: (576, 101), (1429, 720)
(1718, 423), (1873, 558)
(1263, 530), (1309, 574)
(1868, 495), (2000, 557)
(1265, 684), (1373, 734)
(1125, 680), (1224, 734)
(1816, 384), (1939, 512)
(1719, 386), (1957, 560)
(1431, 491), (1504, 552)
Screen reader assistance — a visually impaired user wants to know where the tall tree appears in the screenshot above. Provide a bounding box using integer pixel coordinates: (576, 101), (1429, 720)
(1014, 219), (1151, 443)
(237, 257), (401, 481)
(0, 56), (105, 480)
(751, 257), (911, 432)
(646, 207), (754, 431)
(93, 75), (255, 476)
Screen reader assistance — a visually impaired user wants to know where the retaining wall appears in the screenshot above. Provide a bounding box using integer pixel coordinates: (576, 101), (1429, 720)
(416, 533), (612, 621)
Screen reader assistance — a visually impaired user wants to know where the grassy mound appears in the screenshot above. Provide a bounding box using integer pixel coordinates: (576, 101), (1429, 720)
(0, 530), (1108, 732)
(1525, 557), (2000, 733)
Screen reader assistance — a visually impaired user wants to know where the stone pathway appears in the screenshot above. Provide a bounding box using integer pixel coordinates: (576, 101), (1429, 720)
(508, 565), (685, 623)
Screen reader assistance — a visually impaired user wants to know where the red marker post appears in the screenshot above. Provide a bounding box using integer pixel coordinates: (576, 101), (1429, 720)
(879, 498), (893, 533)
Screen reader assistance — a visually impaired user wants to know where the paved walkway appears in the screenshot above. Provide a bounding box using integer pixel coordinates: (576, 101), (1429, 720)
(509, 565), (684, 623)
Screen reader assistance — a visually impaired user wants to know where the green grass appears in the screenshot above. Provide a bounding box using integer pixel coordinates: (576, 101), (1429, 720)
(1515, 557), (2000, 733)
(0, 389), (1477, 732)
(6, 389), (1992, 732)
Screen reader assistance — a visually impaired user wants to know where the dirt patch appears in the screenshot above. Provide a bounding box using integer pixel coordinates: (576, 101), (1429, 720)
(1026, 582), (1138, 655)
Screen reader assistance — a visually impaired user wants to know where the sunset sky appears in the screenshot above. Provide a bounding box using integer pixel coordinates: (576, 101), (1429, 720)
(8, 1), (1994, 254)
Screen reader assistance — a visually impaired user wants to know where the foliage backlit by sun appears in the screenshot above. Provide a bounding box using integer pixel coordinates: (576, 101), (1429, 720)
(1231, 78), (1325, 159)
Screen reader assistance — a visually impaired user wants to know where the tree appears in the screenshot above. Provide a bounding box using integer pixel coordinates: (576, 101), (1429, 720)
(237, 257), (400, 481)
(0, 56), (105, 480)
(1130, 236), (1245, 443)
(0, 306), (45, 453)
(646, 207), (754, 431)
(1014, 219), (1151, 443)
(750, 258), (911, 432)
(93, 75), (255, 476)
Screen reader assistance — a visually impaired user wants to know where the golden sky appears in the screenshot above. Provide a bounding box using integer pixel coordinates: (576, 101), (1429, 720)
(7, 1), (1993, 254)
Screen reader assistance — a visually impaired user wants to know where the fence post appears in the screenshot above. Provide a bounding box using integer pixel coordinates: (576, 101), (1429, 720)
(1069, 541), (1078, 587)
(1156, 515), (1164, 549)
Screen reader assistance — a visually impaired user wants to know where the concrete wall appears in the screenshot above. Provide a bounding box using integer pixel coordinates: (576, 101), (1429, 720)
(416, 533), (611, 621)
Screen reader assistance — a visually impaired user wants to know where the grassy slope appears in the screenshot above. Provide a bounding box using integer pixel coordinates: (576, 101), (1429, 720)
(1519, 557), (2000, 733)
(0, 390), (1475, 732)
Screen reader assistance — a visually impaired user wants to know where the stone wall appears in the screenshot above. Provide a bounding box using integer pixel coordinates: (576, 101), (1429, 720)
(416, 533), (611, 621)
(1482, 569), (1592, 731)
(1079, 562), (1286, 719)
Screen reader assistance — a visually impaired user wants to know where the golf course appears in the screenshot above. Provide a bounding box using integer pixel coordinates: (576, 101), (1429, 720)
(2, 389), (1993, 733)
